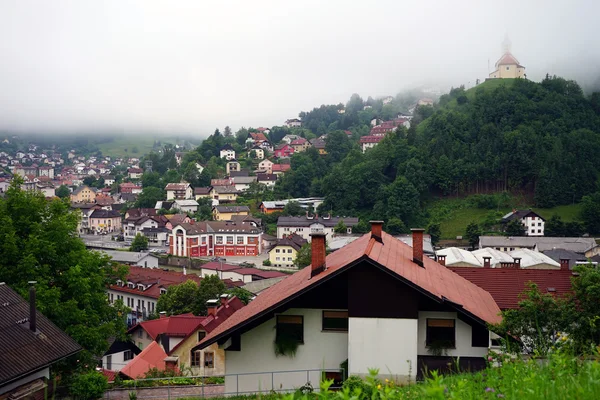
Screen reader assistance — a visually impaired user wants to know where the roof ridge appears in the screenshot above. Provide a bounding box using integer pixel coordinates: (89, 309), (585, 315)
(364, 237), (376, 256)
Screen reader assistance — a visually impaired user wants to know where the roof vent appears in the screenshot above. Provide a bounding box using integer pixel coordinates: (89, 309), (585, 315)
(547, 287), (556, 292)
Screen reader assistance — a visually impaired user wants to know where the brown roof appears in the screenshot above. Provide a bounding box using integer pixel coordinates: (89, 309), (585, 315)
(165, 183), (190, 191)
(197, 231), (501, 349)
(0, 284), (82, 387)
(194, 187), (212, 195)
(496, 52), (522, 67)
(109, 266), (203, 299)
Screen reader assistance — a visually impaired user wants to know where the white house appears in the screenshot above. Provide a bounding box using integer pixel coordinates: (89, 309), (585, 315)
(220, 145), (236, 160)
(193, 225), (500, 393)
(284, 118), (302, 128)
(276, 215), (358, 242)
(101, 340), (141, 371)
(501, 210), (545, 236)
(165, 183), (193, 200)
(174, 199), (199, 213)
(101, 250), (159, 269)
(257, 159), (274, 174)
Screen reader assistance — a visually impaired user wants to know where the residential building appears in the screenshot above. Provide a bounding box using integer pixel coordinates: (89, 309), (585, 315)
(70, 184), (96, 203)
(100, 340), (141, 371)
(102, 250), (159, 269)
(165, 183), (193, 200)
(123, 295), (245, 378)
(257, 173), (277, 188)
(194, 187), (213, 200)
(226, 160), (241, 175)
(281, 135), (299, 144)
(38, 166), (54, 179)
(193, 225), (501, 391)
(543, 248), (600, 269)
(259, 198), (324, 214)
(489, 51), (525, 79)
(273, 144), (294, 158)
(170, 221), (262, 257)
(478, 236), (597, 253)
(89, 209), (122, 234)
(174, 199), (199, 213)
(271, 163), (291, 175)
(284, 118), (302, 128)
(72, 203), (101, 234)
(107, 266), (202, 325)
(220, 268), (287, 283)
(257, 159), (274, 174)
(276, 215), (359, 242)
(233, 176), (257, 192)
(128, 167), (144, 179)
(290, 138), (310, 153)
(501, 210), (545, 236)
(220, 144), (236, 160)
(0, 284), (81, 398)
(102, 175), (116, 186)
(269, 234), (307, 267)
(0, 178), (9, 193)
(211, 186), (239, 203)
(309, 137), (327, 155)
(213, 205), (250, 221)
(248, 146), (265, 160)
(120, 182), (143, 194)
(359, 135), (384, 152)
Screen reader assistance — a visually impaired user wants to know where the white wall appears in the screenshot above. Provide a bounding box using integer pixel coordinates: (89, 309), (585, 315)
(102, 349), (133, 371)
(348, 318), (417, 382)
(417, 311), (488, 358)
(224, 308), (348, 395)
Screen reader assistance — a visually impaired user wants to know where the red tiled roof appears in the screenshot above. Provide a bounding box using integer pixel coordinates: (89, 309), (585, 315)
(271, 164), (291, 172)
(197, 231), (501, 349)
(120, 341), (170, 379)
(131, 314), (207, 339)
(496, 52), (521, 67)
(231, 268), (287, 278)
(448, 267), (573, 309)
(359, 135), (384, 144)
(201, 262), (241, 272)
(250, 132), (268, 142)
(98, 368), (117, 383)
(109, 266), (202, 299)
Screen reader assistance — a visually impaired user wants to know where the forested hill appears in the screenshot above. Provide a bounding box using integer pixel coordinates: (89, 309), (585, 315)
(280, 76), (600, 227)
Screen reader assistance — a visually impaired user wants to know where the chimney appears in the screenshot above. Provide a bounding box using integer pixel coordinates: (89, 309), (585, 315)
(206, 299), (219, 316)
(411, 228), (425, 267)
(513, 257), (521, 268)
(28, 281), (37, 333)
(159, 311), (167, 318)
(220, 293), (229, 306)
(309, 232), (327, 278)
(483, 257), (491, 268)
(560, 258), (570, 271)
(370, 220), (383, 242)
(437, 254), (446, 266)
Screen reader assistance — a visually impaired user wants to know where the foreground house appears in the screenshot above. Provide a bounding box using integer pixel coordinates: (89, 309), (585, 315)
(0, 284), (81, 397)
(194, 223), (501, 392)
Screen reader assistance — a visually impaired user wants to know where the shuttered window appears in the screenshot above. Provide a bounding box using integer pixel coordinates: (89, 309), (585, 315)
(322, 311), (349, 332)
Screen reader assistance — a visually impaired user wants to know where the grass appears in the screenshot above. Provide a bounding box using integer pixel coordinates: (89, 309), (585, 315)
(427, 196), (583, 240)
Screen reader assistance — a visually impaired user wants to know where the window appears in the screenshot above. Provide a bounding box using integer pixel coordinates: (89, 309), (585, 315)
(276, 315), (304, 343)
(426, 319), (455, 348)
(227, 236), (234, 244)
(538, 229), (541, 233)
(276, 257), (280, 261)
(124, 350), (134, 361)
(506, 66), (510, 70)
(191, 350), (201, 367)
(216, 236), (223, 244)
(288, 257), (292, 261)
(204, 352), (214, 368)
(138, 342), (143, 350)
(138, 329), (143, 338)
(106, 355), (112, 370)
(322, 311), (349, 332)
(538, 223), (542, 226)
(276, 249), (280, 253)
(287, 249), (292, 253)
(237, 237), (244, 244)
(198, 331), (206, 341)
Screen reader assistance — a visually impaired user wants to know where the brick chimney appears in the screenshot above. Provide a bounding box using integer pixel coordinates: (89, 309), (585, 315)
(309, 232), (327, 278)
(28, 281), (37, 333)
(159, 311), (167, 318)
(220, 293), (229, 306)
(483, 257), (491, 268)
(206, 299), (219, 316)
(411, 228), (425, 267)
(437, 254), (446, 266)
(370, 220), (383, 242)
(513, 257), (521, 268)
(560, 258), (570, 271)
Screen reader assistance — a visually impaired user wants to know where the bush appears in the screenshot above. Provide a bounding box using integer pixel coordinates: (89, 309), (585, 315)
(70, 371), (108, 400)
(262, 259), (272, 266)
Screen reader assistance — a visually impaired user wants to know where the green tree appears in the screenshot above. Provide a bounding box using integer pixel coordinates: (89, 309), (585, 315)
(386, 218), (407, 235)
(545, 215), (565, 237)
(130, 233), (149, 252)
(294, 243), (312, 269)
(427, 223), (441, 246)
(0, 179), (128, 375)
(135, 187), (165, 208)
(196, 275), (227, 315)
(334, 220), (347, 234)
(581, 191), (600, 234)
(194, 197), (213, 221)
(56, 184), (70, 199)
(283, 201), (305, 216)
(227, 287), (253, 305)
(156, 280), (199, 316)
(505, 219), (526, 236)
(465, 222), (481, 250)
(69, 370), (108, 400)
(224, 126), (233, 137)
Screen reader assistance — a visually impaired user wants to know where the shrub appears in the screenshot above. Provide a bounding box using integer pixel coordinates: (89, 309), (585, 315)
(69, 371), (108, 400)
(262, 259), (272, 266)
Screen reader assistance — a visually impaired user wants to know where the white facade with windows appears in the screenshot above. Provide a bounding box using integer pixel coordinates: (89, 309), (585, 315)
(522, 215), (545, 236)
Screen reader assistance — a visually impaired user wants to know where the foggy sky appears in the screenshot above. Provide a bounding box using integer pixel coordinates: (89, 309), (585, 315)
(0, 0), (598, 136)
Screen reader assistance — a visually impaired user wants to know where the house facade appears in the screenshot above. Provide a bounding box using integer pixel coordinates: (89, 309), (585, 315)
(213, 205), (250, 221)
(194, 225), (500, 393)
(70, 185), (96, 203)
(89, 209), (122, 233)
(501, 210), (545, 236)
(273, 144), (294, 159)
(220, 145), (236, 160)
(169, 221), (262, 257)
(489, 51), (525, 79)
(276, 215), (358, 242)
(268, 234), (307, 268)
(257, 159), (274, 174)
(128, 168), (144, 179)
(165, 183), (193, 200)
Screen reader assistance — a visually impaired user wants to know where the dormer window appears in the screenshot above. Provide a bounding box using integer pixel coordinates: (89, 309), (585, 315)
(160, 288), (167, 295)
(137, 284), (145, 291)
(128, 282), (135, 289)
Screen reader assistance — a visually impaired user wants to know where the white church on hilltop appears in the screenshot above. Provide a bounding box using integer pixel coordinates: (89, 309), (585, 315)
(489, 37), (526, 79)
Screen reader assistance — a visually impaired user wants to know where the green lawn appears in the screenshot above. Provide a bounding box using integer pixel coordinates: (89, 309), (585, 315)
(428, 197), (583, 240)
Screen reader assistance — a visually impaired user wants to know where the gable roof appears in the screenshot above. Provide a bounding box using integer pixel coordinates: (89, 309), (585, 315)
(501, 209), (544, 222)
(90, 209), (121, 219)
(194, 187), (212, 195)
(165, 183), (190, 191)
(479, 236), (597, 253)
(131, 314), (207, 340)
(495, 52), (522, 67)
(448, 267), (573, 309)
(214, 205), (250, 213)
(119, 341), (168, 379)
(196, 231), (501, 350)
(270, 234), (307, 252)
(257, 173), (277, 182)
(271, 164), (291, 173)
(0, 284), (82, 387)
(508, 248), (560, 268)
(436, 247), (482, 267)
(220, 144), (235, 151)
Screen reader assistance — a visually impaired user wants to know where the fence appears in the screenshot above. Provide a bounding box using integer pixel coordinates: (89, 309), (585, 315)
(104, 368), (344, 400)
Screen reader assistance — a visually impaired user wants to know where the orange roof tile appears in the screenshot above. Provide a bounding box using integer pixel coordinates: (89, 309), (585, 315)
(120, 341), (169, 379)
(197, 231), (501, 349)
